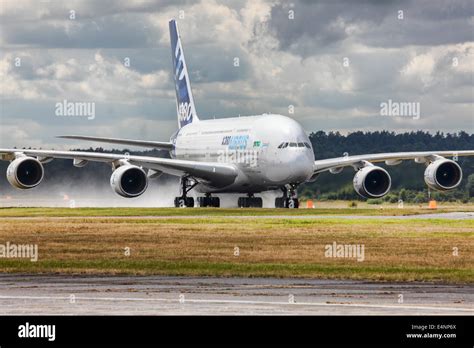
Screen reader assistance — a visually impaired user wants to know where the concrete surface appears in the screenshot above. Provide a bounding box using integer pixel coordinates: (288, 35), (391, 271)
(0, 275), (472, 315)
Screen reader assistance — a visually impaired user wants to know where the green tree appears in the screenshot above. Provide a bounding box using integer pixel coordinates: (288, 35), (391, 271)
(399, 188), (407, 201)
(466, 174), (474, 198)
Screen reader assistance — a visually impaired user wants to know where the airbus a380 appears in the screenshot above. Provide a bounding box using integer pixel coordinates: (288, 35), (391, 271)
(1, 20), (473, 208)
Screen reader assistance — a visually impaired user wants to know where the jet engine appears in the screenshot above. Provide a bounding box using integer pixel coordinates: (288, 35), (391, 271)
(110, 165), (148, 198)
(353, 166), (391, 198)
(424, 159), (462, 191)
(6, 157), (44, 189)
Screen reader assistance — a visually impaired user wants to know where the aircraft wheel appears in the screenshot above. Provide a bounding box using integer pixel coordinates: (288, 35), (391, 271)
(239, 196), (262, 208)
(175, 197), (194, 208)
(198, 196), (220, 207)
(288, 198), (299, 209)
(197, 197), (208, 207)
(275, 197), (285, 208)
(211, 197), (220, 207)
(250, 197), (263, 208)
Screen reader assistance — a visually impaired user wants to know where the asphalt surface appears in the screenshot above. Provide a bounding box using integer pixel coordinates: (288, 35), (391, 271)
(0, 274), (472, 315)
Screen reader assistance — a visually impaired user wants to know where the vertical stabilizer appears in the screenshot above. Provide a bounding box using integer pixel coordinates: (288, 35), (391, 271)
(169, 19), (199, 129)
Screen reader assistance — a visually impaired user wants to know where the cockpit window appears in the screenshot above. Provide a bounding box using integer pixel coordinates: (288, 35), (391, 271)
(278, 142), (311, 149)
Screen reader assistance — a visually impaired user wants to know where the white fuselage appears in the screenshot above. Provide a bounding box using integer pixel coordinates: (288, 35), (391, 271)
(171, 114), (315, 193)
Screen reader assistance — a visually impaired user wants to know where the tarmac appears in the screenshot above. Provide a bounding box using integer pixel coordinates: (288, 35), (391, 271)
(0, 274), (472, 315)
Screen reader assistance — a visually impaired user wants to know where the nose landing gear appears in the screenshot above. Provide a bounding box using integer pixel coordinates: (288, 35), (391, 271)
(275, 184), (299, 208)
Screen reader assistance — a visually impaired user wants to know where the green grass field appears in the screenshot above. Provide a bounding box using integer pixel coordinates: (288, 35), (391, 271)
(0, 202), (473, 217)
(0, 207), (472, 283)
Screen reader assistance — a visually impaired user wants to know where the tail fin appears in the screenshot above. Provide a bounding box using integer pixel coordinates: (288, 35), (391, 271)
(169, 19), (199, 129)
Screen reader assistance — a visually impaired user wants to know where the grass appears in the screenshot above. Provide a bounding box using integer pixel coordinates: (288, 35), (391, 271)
(0, 203), (474, 218)
(0, 259), (471, 283)
(0, 212), (472, 283)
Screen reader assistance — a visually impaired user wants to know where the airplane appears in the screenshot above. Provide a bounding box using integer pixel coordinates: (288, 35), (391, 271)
(1, 19), (473, 208)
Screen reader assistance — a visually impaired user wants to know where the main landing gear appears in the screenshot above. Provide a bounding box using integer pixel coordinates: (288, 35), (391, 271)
(174, 177), (196, 208)
(275, 184), (299, 209)
(238, 194), (263, 208)
(197, 193), (220, 208)
(173, 178), (298, 209)
(174, 177), (221, 208)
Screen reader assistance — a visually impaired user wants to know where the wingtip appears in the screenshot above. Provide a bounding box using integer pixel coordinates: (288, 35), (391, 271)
(57, 135), (77, 139)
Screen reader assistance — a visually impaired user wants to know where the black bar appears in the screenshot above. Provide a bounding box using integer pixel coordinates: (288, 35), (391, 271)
(0, 316), (472, 347)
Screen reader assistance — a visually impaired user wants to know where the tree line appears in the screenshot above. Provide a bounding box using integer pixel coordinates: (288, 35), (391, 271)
(301, 131), (474, 202)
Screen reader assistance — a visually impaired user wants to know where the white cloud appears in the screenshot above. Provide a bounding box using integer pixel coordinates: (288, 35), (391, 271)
(1, 51), (170, 102)
(401, 53), (436, 87)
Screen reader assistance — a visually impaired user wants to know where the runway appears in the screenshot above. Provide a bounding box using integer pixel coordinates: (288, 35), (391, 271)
(0, 274), (472, 315)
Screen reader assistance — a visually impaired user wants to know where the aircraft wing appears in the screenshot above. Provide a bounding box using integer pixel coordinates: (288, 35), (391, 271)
(313, 150), (474, 174)
(0, 149), (237, 187)
(57, 135), (174, 150)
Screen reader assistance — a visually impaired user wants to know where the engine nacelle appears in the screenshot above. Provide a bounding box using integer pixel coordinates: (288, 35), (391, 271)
(6, 157), (44, 189)
(353, 166), (391, 198)
(424, 159), (462, 191)
(110, 165), (148, 198)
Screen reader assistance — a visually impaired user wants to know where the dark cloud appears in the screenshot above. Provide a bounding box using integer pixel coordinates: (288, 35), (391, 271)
(268, 0), (395, 56)
(0, 0), (193, 23)
(268, 0), (473, 57)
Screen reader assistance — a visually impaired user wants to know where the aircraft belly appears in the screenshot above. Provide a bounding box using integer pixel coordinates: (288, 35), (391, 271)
(193, 163), (287, 194)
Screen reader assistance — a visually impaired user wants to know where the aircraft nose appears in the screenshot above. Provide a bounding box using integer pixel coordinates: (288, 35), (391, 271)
(290, 150), (314, 181)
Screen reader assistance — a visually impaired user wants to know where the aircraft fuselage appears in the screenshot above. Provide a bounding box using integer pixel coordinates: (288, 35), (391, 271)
(171, 114), (315, 193)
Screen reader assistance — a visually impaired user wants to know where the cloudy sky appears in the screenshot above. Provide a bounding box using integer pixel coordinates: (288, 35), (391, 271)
(1, 0), (473, 149)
